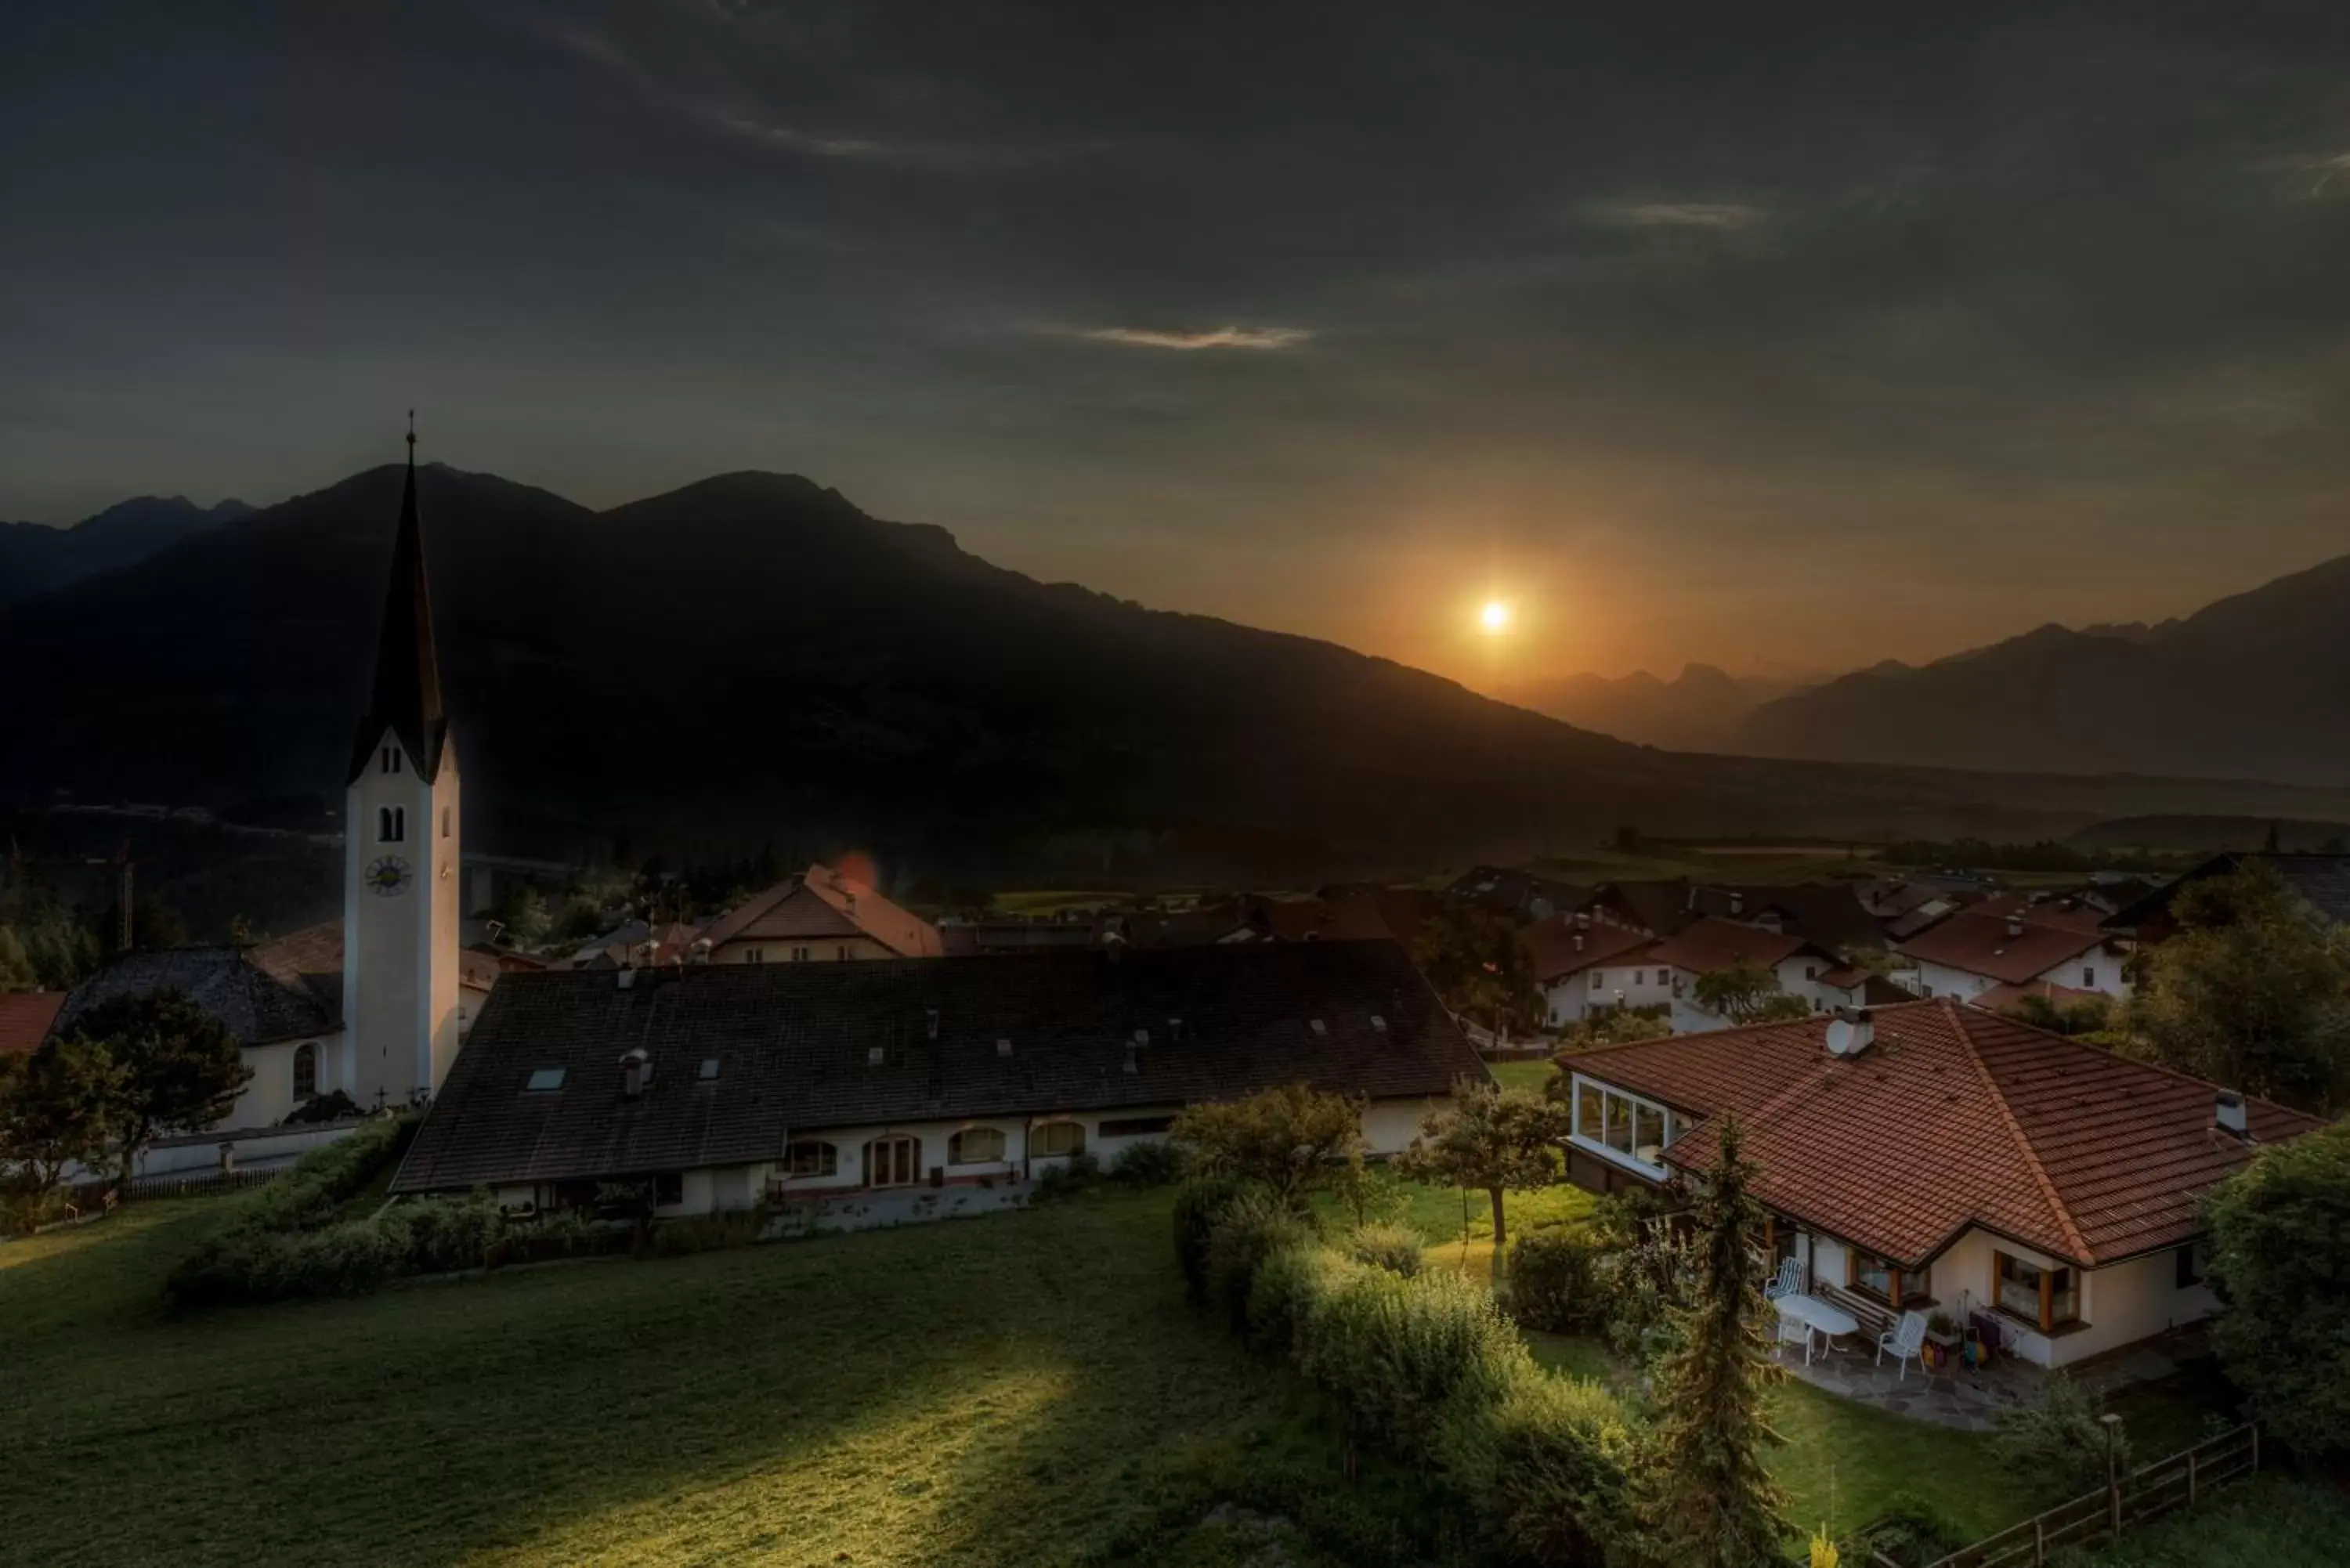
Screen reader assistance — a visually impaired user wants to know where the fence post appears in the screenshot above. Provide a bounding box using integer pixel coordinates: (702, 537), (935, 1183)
(2187, 1449), (2197, 1506)
(2251, 1425), (2260, 1474)
(2102, 1413), (2124, 1541)
(2033, 1516), (2044, 1566)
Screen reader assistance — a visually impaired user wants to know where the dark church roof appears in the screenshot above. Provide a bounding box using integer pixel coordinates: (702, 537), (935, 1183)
(346, 433), (449, 784)
(392, 938), (1480, 1194)
(56, 935), (341, 1048)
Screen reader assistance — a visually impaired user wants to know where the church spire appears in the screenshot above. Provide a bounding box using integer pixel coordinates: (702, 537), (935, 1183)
(346, 412), (449, 784)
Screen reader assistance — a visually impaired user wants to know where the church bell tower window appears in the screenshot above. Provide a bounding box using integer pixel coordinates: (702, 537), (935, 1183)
(379, 805), (406, 844)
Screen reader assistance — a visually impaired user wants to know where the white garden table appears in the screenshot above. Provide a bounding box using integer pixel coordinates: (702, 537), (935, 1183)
(1772, 1292), (1860, 1365)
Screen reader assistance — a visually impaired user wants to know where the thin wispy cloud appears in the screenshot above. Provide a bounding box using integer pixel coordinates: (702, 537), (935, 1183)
(1596, 201), (1768, 231)
(2280, 150), (2350, 200)
(1051, 325), (1314, 352)
(710, 114), (888, 161)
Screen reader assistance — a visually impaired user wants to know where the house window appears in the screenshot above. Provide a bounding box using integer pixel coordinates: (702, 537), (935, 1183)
(2176, 1240), (2211, 1289)
(378, 805), (405, 843)
(524, 1066), (567, 1093)
(1100, 1115), (1176, 1137)
(791, 946), (812, 962)
(1848, 1249), (1930, 1308)
(653, 1172), (685, 1206)
(837, 945), (851, 961)
(949, 1127), (1006, 1165)
(1995, 1251), (2081, 1331)
(291, 1041), (316, 1099)
(865, 1135), (920, 1187)
(1031, 1121), (1086, 1158)
(743, 948), (764, 964)
(1632, 970), (1644, 985)
(1590, 971), (1603, 992)
(2081, 966), (2095, 988)
(784, 1140), (837, 1177)
(1569, 1076), (1673, 1171)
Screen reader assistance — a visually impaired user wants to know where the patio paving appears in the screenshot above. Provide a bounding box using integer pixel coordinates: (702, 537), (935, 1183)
(1774, 1324), (2205, 1432)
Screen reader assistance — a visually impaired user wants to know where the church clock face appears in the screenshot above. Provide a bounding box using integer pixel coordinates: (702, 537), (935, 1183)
(366, 854), (414, 897)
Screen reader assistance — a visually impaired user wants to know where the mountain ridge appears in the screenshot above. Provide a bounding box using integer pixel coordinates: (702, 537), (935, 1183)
(6, 464), (2348, 881)
(0, 494), (253, 605)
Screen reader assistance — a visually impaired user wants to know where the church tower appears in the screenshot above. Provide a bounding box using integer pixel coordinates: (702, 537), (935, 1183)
(341, 419), (461, 1110)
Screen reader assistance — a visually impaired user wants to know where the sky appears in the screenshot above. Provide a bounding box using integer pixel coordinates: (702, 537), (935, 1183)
(4, 2), (2348, 688)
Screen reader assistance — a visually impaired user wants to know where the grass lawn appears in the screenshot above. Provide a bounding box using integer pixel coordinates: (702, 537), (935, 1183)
(1485, 1057), (1554, 1096)
(0, 1175), (2247, 1566)
(2081, 1472), (2350, 1567)
(0, 1186), (1441, 1568)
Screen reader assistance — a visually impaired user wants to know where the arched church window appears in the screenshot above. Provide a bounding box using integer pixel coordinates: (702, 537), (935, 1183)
(378, 806), (406, 843)
(292, 1041), (316, 1100)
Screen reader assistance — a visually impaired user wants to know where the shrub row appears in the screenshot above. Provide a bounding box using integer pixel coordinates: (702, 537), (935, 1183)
(168, 1190), (508, 1308)
(1180, 1180), (1640, 1566)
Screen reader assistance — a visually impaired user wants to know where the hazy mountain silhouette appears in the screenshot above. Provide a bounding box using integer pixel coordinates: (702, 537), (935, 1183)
(1520, 664), (1803, 750)
(0, 495), (252, 605)
(1737, 554), (2350, 785)
(4, 464), (2345, 882)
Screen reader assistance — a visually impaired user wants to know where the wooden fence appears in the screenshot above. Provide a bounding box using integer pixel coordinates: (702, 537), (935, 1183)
(1912, 1423), (2259, 1568)
(122, 1166), (281, 1201)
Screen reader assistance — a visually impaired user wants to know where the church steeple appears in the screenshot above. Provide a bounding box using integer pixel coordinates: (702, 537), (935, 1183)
(347, 412), (449, 784)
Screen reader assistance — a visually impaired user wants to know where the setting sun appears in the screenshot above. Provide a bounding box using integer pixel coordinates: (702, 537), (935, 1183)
(1479, 599), (1512, 633)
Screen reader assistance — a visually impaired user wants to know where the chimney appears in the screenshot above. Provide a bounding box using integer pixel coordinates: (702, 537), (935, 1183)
(2005, 915), (2025, 938)
(617, 966), (636, 991)
(689, 938), (712, 965)
(2214, 1090), (2249, 1140)
(1730, 891), (1744, 917)
(1123, 1042), (1141, 1075)
(1167, 1016), (1183, 1042)
(620, 1048), (649, 1098)
(1824, 1006), (1875, 1057)
(1573, 931), (1585, 953)
(925, 1006), (940, 1041)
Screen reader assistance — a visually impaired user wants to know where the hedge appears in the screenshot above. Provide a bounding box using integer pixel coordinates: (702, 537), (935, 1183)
(1508, 1228), (1607, 1334)
(1343, 1223), (1424, 1278)
(1184, 1195), (1640, 1566)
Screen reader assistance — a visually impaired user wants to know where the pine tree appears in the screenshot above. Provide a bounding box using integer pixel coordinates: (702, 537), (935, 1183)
(1641, 1114), (1793, 1568)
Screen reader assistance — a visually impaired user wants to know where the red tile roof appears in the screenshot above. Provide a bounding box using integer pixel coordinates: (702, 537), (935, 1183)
(1644, 916), (1823, 975)
(1896, 909), (2108, 985)
(1571, 999), (2321, 1268)
(701, 864), (944, 959)
(0, 992), (66, 1057)
(1526, 917), (1656, 982)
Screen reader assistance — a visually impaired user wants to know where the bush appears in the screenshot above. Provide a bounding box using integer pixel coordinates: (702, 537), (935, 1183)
(1994, 1374), (2128, 1497)
(1108, 1138), (1184, 1187)
(1032, 1151), (1101, 1202)
(0, 1179), (80, 1237)
(638, 1206), (769, 1258)
(1343, 1223), (1424, 1277)
(1859, 1489), (1970, 1568)
(1508, 1229), (1604, 1333)
(168, 1190), (510, 1309)
(1442, 1365), (1639, 1567)
(1172, 1174), (1260, 1305)
(277, 1089), (364, 1126)
(238, 1115), (410, 1233)
(1206, 1188), (1316, 1331)
(1246, 1237), (1356, 1356)
(2205, 1118), (2350, 1460)
(1292, 1258), (1532, 1460)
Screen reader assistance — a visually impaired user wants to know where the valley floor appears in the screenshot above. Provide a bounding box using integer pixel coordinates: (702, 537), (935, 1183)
(1, 1180), (2330, 1566)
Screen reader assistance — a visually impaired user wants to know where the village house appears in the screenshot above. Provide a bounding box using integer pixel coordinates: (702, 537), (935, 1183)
(1645, 916), (1846, 1030)
(697, 864), (944, 964)
(1895, 892), (2133, 1005)
(1528, 915), (1669, 1027)
(390, 939), (1480, 1219)
(2102, 851), (2350, 942)
(0, 991), (67, 1061)
(1558, 999), (2321, 1368)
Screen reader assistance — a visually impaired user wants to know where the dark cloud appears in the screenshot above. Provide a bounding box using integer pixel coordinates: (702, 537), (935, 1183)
(2, 0), (2347, 678)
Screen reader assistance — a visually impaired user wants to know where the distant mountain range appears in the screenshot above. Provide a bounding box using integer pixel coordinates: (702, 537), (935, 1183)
(1733, 553), (2350, 786)
(4, 465), (2345, 883)
(1519, 665), (1803, 751)
(0, 495), (251, 605)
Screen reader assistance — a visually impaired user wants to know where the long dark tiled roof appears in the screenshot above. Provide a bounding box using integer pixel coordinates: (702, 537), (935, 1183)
(392, 938), (1480, 1194)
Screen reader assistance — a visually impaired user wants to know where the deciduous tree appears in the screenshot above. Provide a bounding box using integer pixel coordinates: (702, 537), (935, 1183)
(2204, 1118), (2350, 1459)
(69, 989), (251, 1190)
(2124, 862), (2350, 1111)
(0, 1036), (125, 1194)
(1641, 1115), (1792, 1568)
(1395, 1078), (1568, 1263)
(1693, 961), (1811, 1025)
(1412, 901), (1543, 1038)
(1170, 1084), (1364, 1206)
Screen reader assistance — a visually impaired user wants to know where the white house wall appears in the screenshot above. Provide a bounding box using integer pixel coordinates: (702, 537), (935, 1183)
(219, 1036), (338, 1131)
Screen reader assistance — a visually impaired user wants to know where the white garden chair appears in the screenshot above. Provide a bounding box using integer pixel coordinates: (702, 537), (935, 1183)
(1764, 1256), (1802, 1302)
(1775, 1313), (1813, 1361)
(1877, 1310), (1929, 1382)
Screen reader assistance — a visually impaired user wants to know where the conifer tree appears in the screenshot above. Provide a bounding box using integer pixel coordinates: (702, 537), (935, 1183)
(1640, 1114), (1792, 1568)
